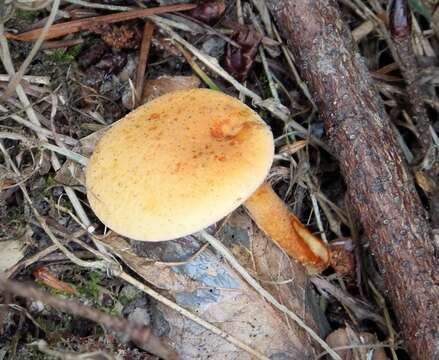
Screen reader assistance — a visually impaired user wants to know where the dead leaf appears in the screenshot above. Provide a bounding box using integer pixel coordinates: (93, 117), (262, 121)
(415, 170), (435, 193)
(224, 211), (329, 347)
(142, 75), (201, 103)
(188, 1), (226, 25)
(279, 140), (308, 155)
(224, 24), (262, 82)
(325, 327), (389, 360)
(99, 225), (318, 359)
(0, 240), (25, 273)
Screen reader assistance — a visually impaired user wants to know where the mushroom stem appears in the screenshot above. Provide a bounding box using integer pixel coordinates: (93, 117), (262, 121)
(244, 182), (330, 273)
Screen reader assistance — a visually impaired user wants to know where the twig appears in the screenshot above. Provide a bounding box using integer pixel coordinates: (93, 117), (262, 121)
(266, 1), (439, 358)
(135, 21), (154, 106)
(41, 38), (84, 50)
(0, 277), (179, 360)
(6, 3), (196, 41)
(198, 230), (342, 360)
(315, 343), (395, 360)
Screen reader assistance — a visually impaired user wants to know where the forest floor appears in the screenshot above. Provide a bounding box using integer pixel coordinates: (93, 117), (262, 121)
(0, 0), (438, 359)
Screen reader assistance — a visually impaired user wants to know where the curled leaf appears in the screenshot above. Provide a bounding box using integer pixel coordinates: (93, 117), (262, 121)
(188, 0), (226, 25)
(224, 24), (262, 82)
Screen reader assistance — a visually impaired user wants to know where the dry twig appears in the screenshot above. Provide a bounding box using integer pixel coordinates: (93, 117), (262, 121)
(0, 277), (179, 360)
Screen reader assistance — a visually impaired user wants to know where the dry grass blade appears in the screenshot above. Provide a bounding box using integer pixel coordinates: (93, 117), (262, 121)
(2, 0), (60, 99)
(6, 3), (196, 41)
(0, 74), (50, 85)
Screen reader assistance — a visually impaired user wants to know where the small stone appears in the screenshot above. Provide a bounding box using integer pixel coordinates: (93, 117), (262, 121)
(128, 307), (151, 327)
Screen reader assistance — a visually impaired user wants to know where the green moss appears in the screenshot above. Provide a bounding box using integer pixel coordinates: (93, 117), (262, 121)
(78, 271), (101, 301)
(258, 72), (271, 99)
(49, 44), (83, 64)
(14, 9), (39, 23)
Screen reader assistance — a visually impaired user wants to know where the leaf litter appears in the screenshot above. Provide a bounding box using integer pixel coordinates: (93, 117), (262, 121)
(1, 0), (438, 359)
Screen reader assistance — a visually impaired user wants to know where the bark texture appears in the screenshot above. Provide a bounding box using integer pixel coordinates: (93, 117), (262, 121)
(267, 1), (439, 359)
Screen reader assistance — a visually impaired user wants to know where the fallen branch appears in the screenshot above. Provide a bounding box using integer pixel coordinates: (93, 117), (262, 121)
(6, 3), (196, 41)
(0, 277), (179, 360)
(267, 1), (439, 359)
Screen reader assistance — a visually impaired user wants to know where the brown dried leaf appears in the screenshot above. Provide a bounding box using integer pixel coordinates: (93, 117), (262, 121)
(279, 140), (308, 155)
(188, 0), (226, 25)
(325, 327), (389, 360)
(142, 75), (201, 103)
(100, 231), (314, 359)
(415, 170), (435, 193)
(224, 24), (262, 82)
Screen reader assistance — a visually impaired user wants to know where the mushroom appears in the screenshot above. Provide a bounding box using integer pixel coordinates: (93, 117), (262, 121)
(86, 89), (330, 273)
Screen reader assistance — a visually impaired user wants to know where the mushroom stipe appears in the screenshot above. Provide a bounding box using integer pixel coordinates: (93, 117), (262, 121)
(86, 89), (330, 273)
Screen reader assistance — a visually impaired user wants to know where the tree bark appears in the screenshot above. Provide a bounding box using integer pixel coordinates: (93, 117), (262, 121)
(267, 1), (439, 359)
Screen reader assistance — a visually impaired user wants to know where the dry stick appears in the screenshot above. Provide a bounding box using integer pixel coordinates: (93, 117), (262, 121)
(41, 38), (84, 50)
(0, 277), (179, 360)
(6, 3), (196, 41)
(266, 1), (439, 359)
(388, 0), (439, 227)
(135, 22), (154, 107)
(198, 231), (342, 360)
